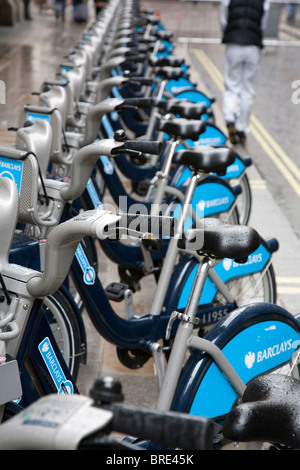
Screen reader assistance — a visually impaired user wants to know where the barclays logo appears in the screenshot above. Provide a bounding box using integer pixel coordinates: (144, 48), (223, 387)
(245, 351), (255, 369)
(244, 338), (293, 369)
(222, 252), (263, 271)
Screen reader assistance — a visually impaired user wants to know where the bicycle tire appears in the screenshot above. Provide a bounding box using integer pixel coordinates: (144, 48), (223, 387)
(231, 172), (252, 226)
(214, 261), (277, 308)
(42, 289), (82, 381)
(216, 205), (240, 225)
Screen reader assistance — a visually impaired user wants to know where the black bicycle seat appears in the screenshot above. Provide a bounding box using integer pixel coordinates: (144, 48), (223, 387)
(156, 118), (206, 140)
(172, 147), (235, 175)
(177, 218), (260, 263)
(223, 374), (300, 449)
(158, 100), (207, 119)
(155, 66), (184, 80)
(150, 56), (184, 67)
(155, 29), (173, 41)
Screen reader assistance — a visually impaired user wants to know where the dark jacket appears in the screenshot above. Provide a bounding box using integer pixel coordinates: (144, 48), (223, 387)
(222, 0), (265, 48)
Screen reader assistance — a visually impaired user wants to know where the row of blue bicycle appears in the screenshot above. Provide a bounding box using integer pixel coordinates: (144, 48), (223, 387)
(0, 0), (299, 450)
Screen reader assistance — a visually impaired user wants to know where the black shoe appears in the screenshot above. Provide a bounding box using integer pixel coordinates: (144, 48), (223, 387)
(236, 130), (246, 145)
(226, 122), (239, 145)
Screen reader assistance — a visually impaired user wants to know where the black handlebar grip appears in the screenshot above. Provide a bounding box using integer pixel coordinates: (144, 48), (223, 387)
(123, 140), (163, 155)
(109, 405), (214, 450)
(122, 54), (147, 65)
(118, 213), (176, 238)
(126, 77), (154, 86)
(117, 97), (156, 109)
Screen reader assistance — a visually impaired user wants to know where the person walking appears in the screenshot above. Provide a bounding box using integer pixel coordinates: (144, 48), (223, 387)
(220, 0), (270, 145)
(23, 0), (32, 20)
(287, 3), (298, 24)
(55, 0), (66, 21)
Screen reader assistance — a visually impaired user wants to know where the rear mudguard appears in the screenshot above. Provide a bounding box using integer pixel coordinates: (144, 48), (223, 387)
(171, 302), (300, 419)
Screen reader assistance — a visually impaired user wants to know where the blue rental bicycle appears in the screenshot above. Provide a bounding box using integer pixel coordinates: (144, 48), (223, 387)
(1, 1), (300, 451)
(1, 170), (299, 450)
(4, 124), (277, 382)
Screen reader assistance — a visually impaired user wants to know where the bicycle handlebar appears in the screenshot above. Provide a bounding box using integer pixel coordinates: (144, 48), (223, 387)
(116, 139), (163, 156)
(122, 54), (147, 65)
(100, 404), (214, 450)
(117, 213), (176, 239)
(0, 392), (213, 450)
(60, 138), (162, 201)
(26, 210), (175, 297)
(115, 97), (157, 109)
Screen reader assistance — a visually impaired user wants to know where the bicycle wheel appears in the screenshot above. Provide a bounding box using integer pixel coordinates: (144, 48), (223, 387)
(230, 173), (252, 226)
(213, 261), (277, 307)
(215, 205), (240, 225)
(42, 289), (82, 381)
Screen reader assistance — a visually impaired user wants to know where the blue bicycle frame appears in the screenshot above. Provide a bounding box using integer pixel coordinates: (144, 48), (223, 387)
(99, 102), (249, 197)
(14, 297), (78, 410)
(4, 112), (276, 378)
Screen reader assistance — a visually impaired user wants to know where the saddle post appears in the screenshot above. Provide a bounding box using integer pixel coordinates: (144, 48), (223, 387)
(156, 255), (246, 412)
(150, 138), (179, 213)
(155, 257), (213, 411)
(149, 168), (202, 318)
(144, 79), (167, 140)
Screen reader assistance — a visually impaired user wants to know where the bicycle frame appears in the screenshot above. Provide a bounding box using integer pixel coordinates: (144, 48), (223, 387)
(4, 132), (275, 383)
(100, 109), (251, 187)
(2, 3), (298, 442)
(0, 178), (78, 419)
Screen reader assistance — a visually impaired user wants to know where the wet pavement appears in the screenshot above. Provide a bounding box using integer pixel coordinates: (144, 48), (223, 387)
(1, 1), (300, 411)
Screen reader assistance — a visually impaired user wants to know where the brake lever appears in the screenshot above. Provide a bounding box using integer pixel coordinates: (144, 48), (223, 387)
(110, 147), (143, 158)
(115, 104), (138, 111)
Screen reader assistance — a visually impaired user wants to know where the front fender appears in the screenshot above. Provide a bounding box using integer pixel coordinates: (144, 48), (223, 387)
(171, 303), (300, 419)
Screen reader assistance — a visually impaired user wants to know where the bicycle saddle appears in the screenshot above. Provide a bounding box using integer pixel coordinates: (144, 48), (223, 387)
(149, 56), (184, 67)
(178, 218), (260, 263)
(155, 66), (184, 80)
(223, 374), (300, 449)
(172, 147), (235, 175)
(156, 118), (206, 140)
(158, 100), (207, 120)
(155, 29), (173, 41)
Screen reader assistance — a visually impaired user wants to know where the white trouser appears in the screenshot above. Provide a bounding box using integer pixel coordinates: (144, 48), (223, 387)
(223, 44), (261, 133)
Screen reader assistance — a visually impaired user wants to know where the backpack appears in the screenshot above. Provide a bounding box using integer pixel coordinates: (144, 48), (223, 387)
(74, 2), (88, 22)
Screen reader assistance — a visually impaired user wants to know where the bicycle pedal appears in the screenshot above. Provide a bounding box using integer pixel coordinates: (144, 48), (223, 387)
(142, 238), (163, 252)
(132, 180), (150, 197)
(105, 282), (130, 302)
